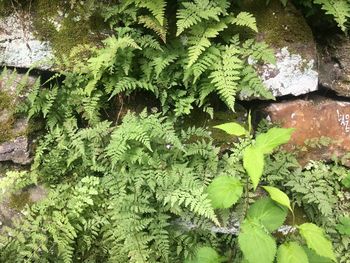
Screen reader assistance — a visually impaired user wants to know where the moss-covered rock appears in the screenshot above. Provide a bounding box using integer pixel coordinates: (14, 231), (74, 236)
(0, 0), (110, 70)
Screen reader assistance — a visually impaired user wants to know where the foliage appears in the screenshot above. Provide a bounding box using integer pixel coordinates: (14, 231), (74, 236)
(0, 111), (237, 262)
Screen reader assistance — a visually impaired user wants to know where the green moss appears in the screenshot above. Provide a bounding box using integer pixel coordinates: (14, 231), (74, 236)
(243, 0), (314, 54)
(31, 0), (107, 59)
(8, 191), (31, 211)
(0, 91), (14, 143)
(0, 90), (11, 111)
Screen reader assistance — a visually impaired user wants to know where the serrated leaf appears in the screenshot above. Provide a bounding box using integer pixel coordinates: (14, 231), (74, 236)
(255, 128), (294, 154)
(298, 223), (336, 262)
(336, 216), (350, 235)
(247, 198), (288, 232)
(243, 146), (264, 190)
(213, 122), (247, 136)
(207, 176), (243, 209)
(277, 242), (308, 263)
(238, 219), (277, 263)
(262, 186), (292, 212)
(304, 247), (333, 263)
(184, 246), (221, 263)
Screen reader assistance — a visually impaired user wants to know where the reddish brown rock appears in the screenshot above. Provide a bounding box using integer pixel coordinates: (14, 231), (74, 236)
(265, 98), (350, 166)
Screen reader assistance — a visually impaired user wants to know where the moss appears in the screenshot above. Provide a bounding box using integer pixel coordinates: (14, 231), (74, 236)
(243, 0), (314, 54)
(0, 91), (14, 143)
(0, 90), (11, 111)
(8, 191), (31, 211)
(31, 0), (108, 59)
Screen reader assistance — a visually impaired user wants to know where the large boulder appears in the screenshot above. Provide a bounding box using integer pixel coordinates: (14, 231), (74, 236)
(242, 0), (318, 98)
(265, 97), (350, 166)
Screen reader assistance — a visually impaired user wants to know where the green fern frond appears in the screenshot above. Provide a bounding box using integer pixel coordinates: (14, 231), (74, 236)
(314, 0), (350, 32)
(138, 15), (167, 43)
(232, 11), (258, 32)
(187, 20), (229, 67)
(176, 0), (224, 36)
(135, 0), (167, 26)
(209, 45), (242, 110)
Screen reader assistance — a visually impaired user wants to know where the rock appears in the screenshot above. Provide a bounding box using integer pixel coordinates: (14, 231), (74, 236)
(0, 2), (109, 71)
(242, 0), (318, 98)
(0, 69), (37, 164)
(0, 14), (53, 70)
(265, 97), (350, 166)
(0, 136), (31, 165)
(318, 34), (350, 97)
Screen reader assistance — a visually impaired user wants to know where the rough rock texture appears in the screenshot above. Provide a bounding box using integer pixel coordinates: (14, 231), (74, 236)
(0, 69), (36, 164)
(243, 0), (318, 98)
(318, 34), (350, 97)
(0, 14), (53, 70)
(265, 98), (350, 166)
(0, 184), (46, 229)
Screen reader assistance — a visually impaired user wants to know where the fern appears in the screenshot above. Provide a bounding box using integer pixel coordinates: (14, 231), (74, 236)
(313, 0), (350, 32)
(209, 45), (242, 110)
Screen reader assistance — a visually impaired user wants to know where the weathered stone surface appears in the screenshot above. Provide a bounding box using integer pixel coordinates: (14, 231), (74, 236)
(242, 0), (318, 98)
(0, 14), (53, 70)
(265, 98), (350, 166)
(0, 136), (31, 165)
(0, 69), (37, 164)
(318, 34), (350, 97)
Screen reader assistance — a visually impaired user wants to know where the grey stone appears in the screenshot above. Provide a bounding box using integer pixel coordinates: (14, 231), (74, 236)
(241, 0), (318, 99)
(0, 136), (31, 165)
(0, 14), (54, 70)
(318, 34), (350, 97)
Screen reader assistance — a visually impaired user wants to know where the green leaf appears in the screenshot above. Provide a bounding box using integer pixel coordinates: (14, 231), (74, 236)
(298, 223), (336, 262)
(262, 186), (292, 212)
(277, 242), (308, 263)
(336, 216), (350, 235)
(243, 146), (264, 190)
(255, 128), (294, 154)
(341, 174), (350, 188)
(247, 198), (288, 232)
(207, 176), (243, 209)
(213, 122), (247, 136)
(304, 247), (333, 263)
(238, 219), (277, 263)
(185, 246), (221, 263)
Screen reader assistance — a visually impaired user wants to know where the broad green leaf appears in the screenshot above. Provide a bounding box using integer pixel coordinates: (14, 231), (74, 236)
(243, 146), (264, 190)
(207, 176), (243, 209)
(247, 198), (288, 232)
(304, 247), (333, 263)
(262, 186), (292, 212)
(255, 128), (294, 154)
(238, 219), (277, 263)
(336, 216), (350, 235)
(213, 122), (247, 136)
(298, 223), (336, 262)
(185, 246), (221, 263)
(277, 242), (308, 263)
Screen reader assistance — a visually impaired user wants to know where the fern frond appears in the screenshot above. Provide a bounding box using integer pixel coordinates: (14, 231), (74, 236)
(209, 45), (242, 110)
(314, 0), (350, 32)
(232, 11), (258, 32)
(176, 0), (224, 36)
(187, 20), (229, 66)
(135, 0), (167, 26)
(138, 15), (167, 43)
